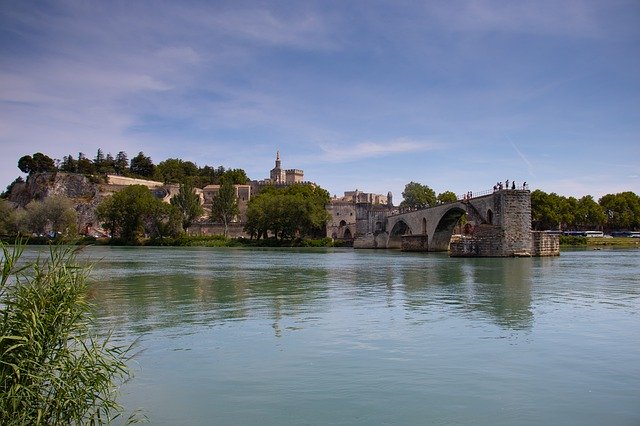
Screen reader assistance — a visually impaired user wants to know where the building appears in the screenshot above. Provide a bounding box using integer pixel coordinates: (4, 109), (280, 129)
(326, 190), (394, 241)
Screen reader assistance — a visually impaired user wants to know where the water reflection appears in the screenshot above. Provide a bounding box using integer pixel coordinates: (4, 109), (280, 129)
(85, 247), (537, 336)
(400, 256), (533, 329)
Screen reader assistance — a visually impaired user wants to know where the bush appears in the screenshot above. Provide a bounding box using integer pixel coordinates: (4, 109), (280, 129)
(559, 235), (587, 246)
(0, 241), (139, 424)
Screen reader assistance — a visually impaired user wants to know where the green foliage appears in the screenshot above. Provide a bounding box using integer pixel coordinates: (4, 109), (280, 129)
(400, 182), (436, 210)
(0, 201), (19, 236)
(17, 153), (56, 175)
(97, 185), (180, 244)
(1, 177), (24, 199)
(559, 235), (587, 246)
(113, 152), (129, 176)
(155, 158), (198, 184)
(437, 191), (458, 204)
(170, 183), (204, 230)
(129, 152), (155, 178)
(220, 169), (249, 185)
(210, 182), (239, 237)
(0, 242), (137, 424)
(245, 184), (330, 240)
(23, 196), (77, 237)
(599, 191), (640, 230)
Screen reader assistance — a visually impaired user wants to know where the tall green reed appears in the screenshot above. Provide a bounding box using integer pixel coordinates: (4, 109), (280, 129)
(0, 241), (140, 425)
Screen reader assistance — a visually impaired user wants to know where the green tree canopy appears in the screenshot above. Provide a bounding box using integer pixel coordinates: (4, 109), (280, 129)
(155, 158), (199, 184)
(400, 182), (436, 210)
(17, 153), (56, 175)
(220, 168), (249, 185)
(244, 183), (330, 240)
(210, 181), (239, 237)
(437, 191), (458, 204)
(170, 182), (204, 230)
(96, 185), (179, 243)
(599, 191), (640, 230)
(113, 151), (129, 175)
(129, 152), (155, 178)
(23, 196), (77, 236)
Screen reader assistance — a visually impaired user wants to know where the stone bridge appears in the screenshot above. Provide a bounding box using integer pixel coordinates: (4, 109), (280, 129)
(353, 189), (557, 257)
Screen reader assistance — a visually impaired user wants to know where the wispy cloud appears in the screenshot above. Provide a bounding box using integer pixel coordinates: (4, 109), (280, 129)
(317, 138), (440, 163)
(430, 0), (603, 38)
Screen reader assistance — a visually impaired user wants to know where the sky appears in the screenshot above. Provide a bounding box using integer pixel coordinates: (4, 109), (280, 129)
(1, 0), (639, 202)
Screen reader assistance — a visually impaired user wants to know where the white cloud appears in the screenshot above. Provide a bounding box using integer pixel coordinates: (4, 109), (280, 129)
(317, 138), (440, 163)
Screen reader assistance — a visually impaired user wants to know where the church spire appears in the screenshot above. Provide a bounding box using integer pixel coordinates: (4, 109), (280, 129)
(275, 150), (281, 168)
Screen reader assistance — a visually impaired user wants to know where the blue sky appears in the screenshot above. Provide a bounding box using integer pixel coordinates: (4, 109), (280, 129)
(1, 0), (639, 201)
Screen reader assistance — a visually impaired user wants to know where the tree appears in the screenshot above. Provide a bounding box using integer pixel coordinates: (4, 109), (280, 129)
(437, 191), (458, 204)
(96, 185), (166, 243)
(210, 182), (239, 237)
(25, 200), (49, 235)
(0, 200), (18, 235)
(220, 168), (249, 185)
(400, 182), (436, 210)
(196, 165), (226, 188)
(43, 195), (77, 235)
(1, 177), (24, 199)
(155, 158), (199, 184)
(244, 183), (330, 240)
(113, 151), (129, 175)
(599, 191), (640, 230)
(23, 196), (77, 236)
(170, 182), (204, 230)
(59, 154), (78, 173)
(576, 195), (606, 230)
(0, 242), (135, 424)
(145, 201), (182, 240)
(129, 152), (155, 177)
(17, 152), (56, 174)
(76, 152), (96, 175)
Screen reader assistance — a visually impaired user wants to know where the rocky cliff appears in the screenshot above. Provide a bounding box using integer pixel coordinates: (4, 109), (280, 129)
(9, 172), (105, 232)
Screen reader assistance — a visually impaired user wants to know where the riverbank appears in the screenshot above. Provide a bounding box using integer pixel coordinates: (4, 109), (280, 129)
(1, 234), (349, 248)
(560, 236), (640, 247)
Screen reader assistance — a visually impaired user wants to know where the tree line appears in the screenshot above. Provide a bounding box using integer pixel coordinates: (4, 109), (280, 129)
(5, 149), (249, 196)
(531, 190), (640, 231)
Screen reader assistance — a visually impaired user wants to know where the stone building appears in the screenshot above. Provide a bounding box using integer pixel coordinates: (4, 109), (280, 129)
(326, 189), (394, 241)
(201, 184), (251, 221)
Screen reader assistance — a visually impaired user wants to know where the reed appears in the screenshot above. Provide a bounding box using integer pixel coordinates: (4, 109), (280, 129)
(0, 241), (139, 425)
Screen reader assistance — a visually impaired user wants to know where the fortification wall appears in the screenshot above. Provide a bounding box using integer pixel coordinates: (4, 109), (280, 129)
(106, 175), (163, 188)
(187, 222), (249, 238)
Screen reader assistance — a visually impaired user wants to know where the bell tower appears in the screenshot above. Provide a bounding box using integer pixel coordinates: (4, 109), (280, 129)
(270, 151), (284, 184)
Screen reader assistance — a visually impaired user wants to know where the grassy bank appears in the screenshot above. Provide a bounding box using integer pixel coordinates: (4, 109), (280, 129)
(560, 236), (640, 247)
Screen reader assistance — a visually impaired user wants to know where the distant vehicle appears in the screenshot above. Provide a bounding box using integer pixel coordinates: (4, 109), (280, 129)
(584, 231), (604, 237)
(562, 231), (604, 237)
(610, 231), (640, 238)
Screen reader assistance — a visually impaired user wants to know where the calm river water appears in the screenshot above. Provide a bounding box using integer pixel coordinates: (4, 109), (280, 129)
(28, 246), (640, 424)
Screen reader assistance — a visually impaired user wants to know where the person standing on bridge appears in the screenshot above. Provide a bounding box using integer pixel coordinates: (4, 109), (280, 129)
(506, 179), (509, 189)
(512, 181), (516, 190)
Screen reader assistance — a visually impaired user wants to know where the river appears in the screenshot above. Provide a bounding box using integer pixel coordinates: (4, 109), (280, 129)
(26, 246), (640, 424)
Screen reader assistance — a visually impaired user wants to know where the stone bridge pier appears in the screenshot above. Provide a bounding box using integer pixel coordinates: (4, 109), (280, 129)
(353, 190), (558, 257)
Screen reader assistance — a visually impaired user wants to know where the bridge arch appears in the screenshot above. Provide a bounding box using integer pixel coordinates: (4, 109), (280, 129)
(388, 219), (412, 249)
(430, 207), (466, 251)
(487, 209), (493, 225)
